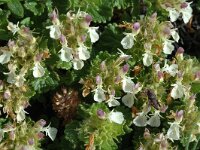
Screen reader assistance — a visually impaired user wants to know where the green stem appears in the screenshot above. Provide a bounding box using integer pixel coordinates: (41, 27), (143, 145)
(185, 135), (191, 150)
(192, 135), (200, 150)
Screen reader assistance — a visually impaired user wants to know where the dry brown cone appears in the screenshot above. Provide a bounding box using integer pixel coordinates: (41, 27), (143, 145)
(52, 87), (80, 123)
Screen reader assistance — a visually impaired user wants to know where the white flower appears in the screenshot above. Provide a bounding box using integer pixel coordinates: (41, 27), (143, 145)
(147, 111), (161, 127)
(143, 52), (153, 67)
(167, 122), (180, 141)
(122, 77), (134, 93)
(72, 59), (84, 70)
(133, 112), (148, 127)
(180, 2), (193, 24)
(107, 95), (120, 107)
(60, 46), (73, 62)
(46, 25), (61, 39)
(88, 27), (99, 43)
(171, 82), (184, 99)
(171, 30), (180, 42)
(167, 8), (180, 22)
(4, 64), (17, 84)
(42, 124), (58, 141)
(33, 62), (45, 78)
(108, 111), (124, 124)
(15, 106), (28, 123)
(0, 50), (12, 64)
(167, 2), (192, 24)
(94, 87), (106, 103)
(163, 40), (174, 54)
(7, 22), (20, 35)
(121, 33), (135, 49)
(78, 44), (90, 60)
(162, 63), (178, 77)
(122, 93), (135, 108)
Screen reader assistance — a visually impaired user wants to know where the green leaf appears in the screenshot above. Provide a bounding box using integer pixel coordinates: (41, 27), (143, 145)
(0, 29), (11, 40)
(56, 61), (72, 70)
(113, 0), (133, 9)
(191, 83), (200, 93)
(31, 70), (59, 93)
(67, 0), (114, 23)
(7, 0), (24, 17)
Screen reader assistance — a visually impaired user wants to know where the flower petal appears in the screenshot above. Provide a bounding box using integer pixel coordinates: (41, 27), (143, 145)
(163, 40), (174, 54)
(143, 52), (153, 67)
(121, 33), (134, 49)
(0, 51), (12, 64)
(122, 93), (134, 108)
(78, 44), (90, 60)
(108, 111), (124, 124)
(88, 27), (99, 43)
(72, 59), (84, 70)
(60, 47), (73, 62)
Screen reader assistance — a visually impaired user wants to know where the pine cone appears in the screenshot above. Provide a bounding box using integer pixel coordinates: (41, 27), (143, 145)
(52, 87), (80, 123)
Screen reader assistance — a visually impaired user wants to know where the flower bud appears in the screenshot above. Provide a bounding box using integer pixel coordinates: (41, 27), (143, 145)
(122, 64), (129, 73)
(60, 34), (66, 44)
(133, 22), (140, 31)
(9, 131), (15, 140)
(96, 75), (102, 85)
(175, 110), (184, 122)
(180, 2), (188, 9)
(37, 132), (45, 140)
(37, 119), (46, 127)
(195, 71), (200, 80)
(100, 61), (106, 71)
(4, 89), (11, 100)
(143, 128), (151, 139)
(176, 47), (184, 54)
(97, 109), (106, 119)
(85, 15), (92, 25)
(28, 138), (34, 145)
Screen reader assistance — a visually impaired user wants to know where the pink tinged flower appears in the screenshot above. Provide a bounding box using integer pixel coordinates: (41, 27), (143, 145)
(9, 130), (15, 140)
(88, 27), (99, 43)
(108, 111), (124, 124)
(72, 59), (84, 70)
(4, 89), (11, 100)
(117, 49), (132, 61)
(46, 25), (61, 39)
(78, 44), (90, 60)
(0, 50), (12, 64)
(94, 88), (106, 103)
(37, 119), (47, 127)
(96, 75), (102, 85)
(60, 34), (67, 44)
(171, 30), (180, 42)
(60, 46), (73, 62)
(122, 93), (135, 108)
(163, 63), (178, 77)
(167, 122), (180, 141)
(133, 22), (140, 31)
(133, 112), (148, 127)
(147, 111), (161, 127)
(97, 109), (106, 119)
(142, 52), (153, 67)
(114, 75), (121, 84)
(163, 40), (174, 54)
(33, 62), (45, 78)
(122, 77), (134, 93)
(121, 33), (135, 49)
(28, 138), (34, 145)
(171, 82), (184, 99)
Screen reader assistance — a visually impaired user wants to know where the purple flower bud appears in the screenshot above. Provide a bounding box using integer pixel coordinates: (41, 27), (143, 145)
(37, 119), (46, 127)
(8, 40), (15, 49)
(85, 15), (92, 25)
(122, 64), (129, 73)
(4, 90), (11, 100)
(157, 71), (164, 81)
(96, 75), (102, 85)
(60, 34), (66, 44)
(49, 9), (58, 21)
(177, 71), (183, 78)
(143, 128), (150, 139)
(81, 35), (86, 42)
(180, 2), (188, 9)
(114, 75), (121, 84)
(133, 22), (140, 31)
(163, 27), (171, 36)
(177, 47), (184, 54)
(160, 105), (168, 113)
(9, 131), (15, 140)
(28, 138), (34, 145)
(134, 83), (140, 89)
(176, 110), (184, 121)
(195, 71), (200, 80)
(110, 89), (115, 96)
(100, 61), (106, 71)
(189, 94), (196, 101)
(97, 109), (106, 119)
(37, 132), (45, 140)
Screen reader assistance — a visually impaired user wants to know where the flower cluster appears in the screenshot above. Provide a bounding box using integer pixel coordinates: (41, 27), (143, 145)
(47, 10), (99, 70)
